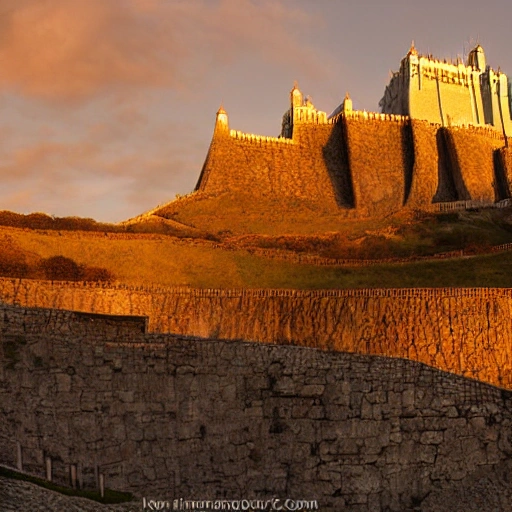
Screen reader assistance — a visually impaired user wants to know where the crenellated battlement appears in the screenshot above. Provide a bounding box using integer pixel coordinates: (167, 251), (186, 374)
(448, 123), (506, 140)
(229, 129), (294, 144)
(292, 105), (328, 124)
(327, 110), (410, 125)
(342, 110), (410, 125)
(413, 54), (480, 88)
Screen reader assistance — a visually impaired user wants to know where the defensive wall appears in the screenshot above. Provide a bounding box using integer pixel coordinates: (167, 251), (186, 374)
(195, 109), (510, 218)
(196, 114), (354, 212)
(2, 302), (512, 511)
(1, 278), (512, 389)
(343, 114), (413, 217)
(500, 147), (512, 197)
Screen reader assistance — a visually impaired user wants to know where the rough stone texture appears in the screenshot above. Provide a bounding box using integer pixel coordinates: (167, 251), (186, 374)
(197, 121), (350, 211)
(2, 302), (512, 511)
(193, 113), (509, 221)
(344, 117), (414, 216)
(501, 147), (512, 199)
(3, 467), (512, 512)
(407, 120), (439, 208)
(446, 127), (504, 202)
(1, 279), (512, 389)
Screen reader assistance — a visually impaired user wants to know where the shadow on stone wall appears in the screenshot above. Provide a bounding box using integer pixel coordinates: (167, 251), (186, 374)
(321, 118), (355, 208)
(493, 148), (511, 201)
(402, 122), (415, 205)
(434, 128), (465, 202)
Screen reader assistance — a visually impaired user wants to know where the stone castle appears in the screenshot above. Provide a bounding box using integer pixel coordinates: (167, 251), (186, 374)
(380, 43), (512, 137)
(4, 43), (512, 511)
(195, 43), (512, 218)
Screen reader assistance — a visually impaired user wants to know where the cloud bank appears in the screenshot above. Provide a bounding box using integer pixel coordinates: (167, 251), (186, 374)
(0, 0), (322, 101)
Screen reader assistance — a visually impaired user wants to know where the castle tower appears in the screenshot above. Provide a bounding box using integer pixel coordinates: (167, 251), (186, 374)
(379, 41), (512, 131)
(343, 92), (353, 112)
(215, 105), (229, 134)
(467, 44), (486, 71)
(407, 41), (418, 58)
(195, 105), (230, 191)
(290, 81), (303, 109)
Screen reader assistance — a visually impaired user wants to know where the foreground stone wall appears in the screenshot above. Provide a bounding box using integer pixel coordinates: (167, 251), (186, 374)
(1, 303), (512, 511)
(1, 279), (512, 389)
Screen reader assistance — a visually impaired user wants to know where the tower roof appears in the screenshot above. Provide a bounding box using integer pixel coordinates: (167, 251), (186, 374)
(407, 40), (418, 57)
(290, 81), (302, 95)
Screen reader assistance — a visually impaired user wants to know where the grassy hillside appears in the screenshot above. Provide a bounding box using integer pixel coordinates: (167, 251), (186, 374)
(2, 220), (512, 289)
(153, 192), (359, 235)
(154, 191), (512, 248)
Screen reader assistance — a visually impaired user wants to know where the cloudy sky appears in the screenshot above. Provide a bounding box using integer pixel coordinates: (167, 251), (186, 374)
(0, 0), (511, 222)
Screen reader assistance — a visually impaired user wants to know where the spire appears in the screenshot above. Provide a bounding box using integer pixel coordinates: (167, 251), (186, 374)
(215, 103), (229, 133)
(290, 81), (303, 109)
(408, 40), (418, 57)
(343, 92), (352, 112)
(467, 43), (486, 71)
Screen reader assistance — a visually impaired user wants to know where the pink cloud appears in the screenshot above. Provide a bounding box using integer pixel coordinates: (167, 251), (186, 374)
(0, 0), (325, 101)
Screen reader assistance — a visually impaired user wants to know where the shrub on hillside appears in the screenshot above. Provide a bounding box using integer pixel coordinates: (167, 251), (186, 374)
(0, 258), (29, 278)
(37, 256), (113, 282)
(25, 213), (55, 229)
(38, 256), (82, 281)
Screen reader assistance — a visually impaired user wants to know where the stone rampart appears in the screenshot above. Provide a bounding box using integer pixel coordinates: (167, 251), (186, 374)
(445, 127), (504, 202)
(344, 116), (414, 216)
(197, 122), (347, 209)
(500, 147), (512, 195)
(1, 279), (512, 388)
(1, 302), (512, 511)
(407, 120), (440, 206)
(194, 113), (511, 220)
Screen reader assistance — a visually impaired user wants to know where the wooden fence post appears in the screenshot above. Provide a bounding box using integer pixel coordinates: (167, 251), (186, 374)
(45, 456), (52, 482)
(16, 442), (22, 471)
(70, 464), (77, 489)
(99, 474), (105, 498)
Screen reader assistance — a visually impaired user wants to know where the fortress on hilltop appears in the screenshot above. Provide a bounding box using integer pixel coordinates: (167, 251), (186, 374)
(195, 43), (512, 218)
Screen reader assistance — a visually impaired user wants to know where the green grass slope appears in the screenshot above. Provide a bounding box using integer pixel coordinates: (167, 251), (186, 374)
(1, 219), (512, 289)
